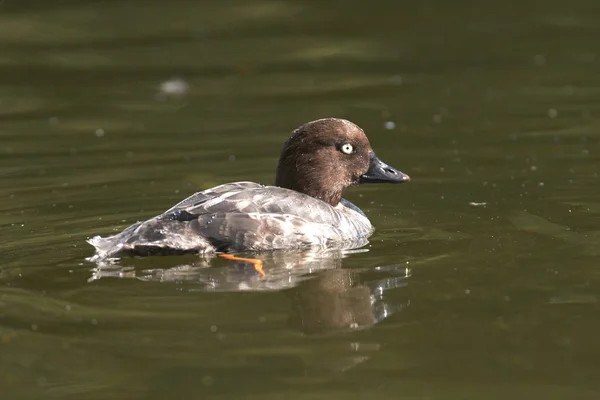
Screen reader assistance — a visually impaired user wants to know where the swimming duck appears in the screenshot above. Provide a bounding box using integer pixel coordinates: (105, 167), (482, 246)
(88, 118), (410, 260)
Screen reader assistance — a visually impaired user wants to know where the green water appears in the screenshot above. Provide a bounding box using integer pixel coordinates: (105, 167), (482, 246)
(2, 1), (600, 399)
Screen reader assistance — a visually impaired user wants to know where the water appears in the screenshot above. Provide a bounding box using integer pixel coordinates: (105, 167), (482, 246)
(2, 0), (600, 398)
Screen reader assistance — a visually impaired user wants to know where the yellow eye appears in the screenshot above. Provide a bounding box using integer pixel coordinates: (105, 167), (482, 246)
(341, 143), (354, 154)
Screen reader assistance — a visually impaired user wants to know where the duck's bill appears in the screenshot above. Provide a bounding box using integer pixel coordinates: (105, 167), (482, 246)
(360, 152), (410, 184)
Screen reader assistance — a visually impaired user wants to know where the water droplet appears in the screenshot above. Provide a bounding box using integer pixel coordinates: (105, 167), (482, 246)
(563, 85), (574, 96)
(389, 75), (403, 85)
(534, 54), (546, 66)
(157, 77), (189, 100)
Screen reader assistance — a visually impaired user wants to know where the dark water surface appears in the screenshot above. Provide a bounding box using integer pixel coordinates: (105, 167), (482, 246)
(2, 0), (600, 399)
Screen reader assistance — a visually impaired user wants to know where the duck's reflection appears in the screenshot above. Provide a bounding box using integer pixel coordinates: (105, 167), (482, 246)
(88, 249), (410, 333)
(288, 267), (409, 334)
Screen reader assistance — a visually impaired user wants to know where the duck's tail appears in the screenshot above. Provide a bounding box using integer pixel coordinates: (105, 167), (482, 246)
(86, 218), (215, 261)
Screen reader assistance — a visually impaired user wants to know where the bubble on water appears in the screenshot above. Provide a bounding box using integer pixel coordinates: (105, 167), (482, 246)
(95, 128), (105, 137)
(384, 121), (396, 130)
(547, 108), (558, 119)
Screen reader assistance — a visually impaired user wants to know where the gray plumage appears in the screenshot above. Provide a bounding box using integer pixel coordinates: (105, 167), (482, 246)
(88, 182), (373, 260)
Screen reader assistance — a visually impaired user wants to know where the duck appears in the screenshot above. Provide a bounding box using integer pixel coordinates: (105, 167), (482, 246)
(88, 118), (410, 261)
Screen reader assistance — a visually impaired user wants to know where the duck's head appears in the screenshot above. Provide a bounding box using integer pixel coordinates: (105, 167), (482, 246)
(275, 118), (410, 206)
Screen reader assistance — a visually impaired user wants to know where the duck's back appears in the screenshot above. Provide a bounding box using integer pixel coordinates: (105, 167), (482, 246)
(88, 182), (373, 259)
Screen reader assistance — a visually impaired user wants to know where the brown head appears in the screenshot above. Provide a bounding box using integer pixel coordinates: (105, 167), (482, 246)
(275, 118), (410, 206)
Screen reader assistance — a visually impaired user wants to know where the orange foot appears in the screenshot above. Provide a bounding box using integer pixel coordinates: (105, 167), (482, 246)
(218, 254), (265, 278)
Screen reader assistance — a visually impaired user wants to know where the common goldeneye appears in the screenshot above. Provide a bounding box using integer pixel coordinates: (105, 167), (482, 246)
(88, 118), (410, 260)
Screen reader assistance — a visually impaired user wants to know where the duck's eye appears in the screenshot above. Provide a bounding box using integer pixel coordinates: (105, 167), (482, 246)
(340, 143), (354, 154)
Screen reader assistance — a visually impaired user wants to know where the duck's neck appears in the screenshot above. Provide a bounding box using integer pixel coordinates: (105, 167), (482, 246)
(308, 187), (342, 207)
(275, 174), (342, 207)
